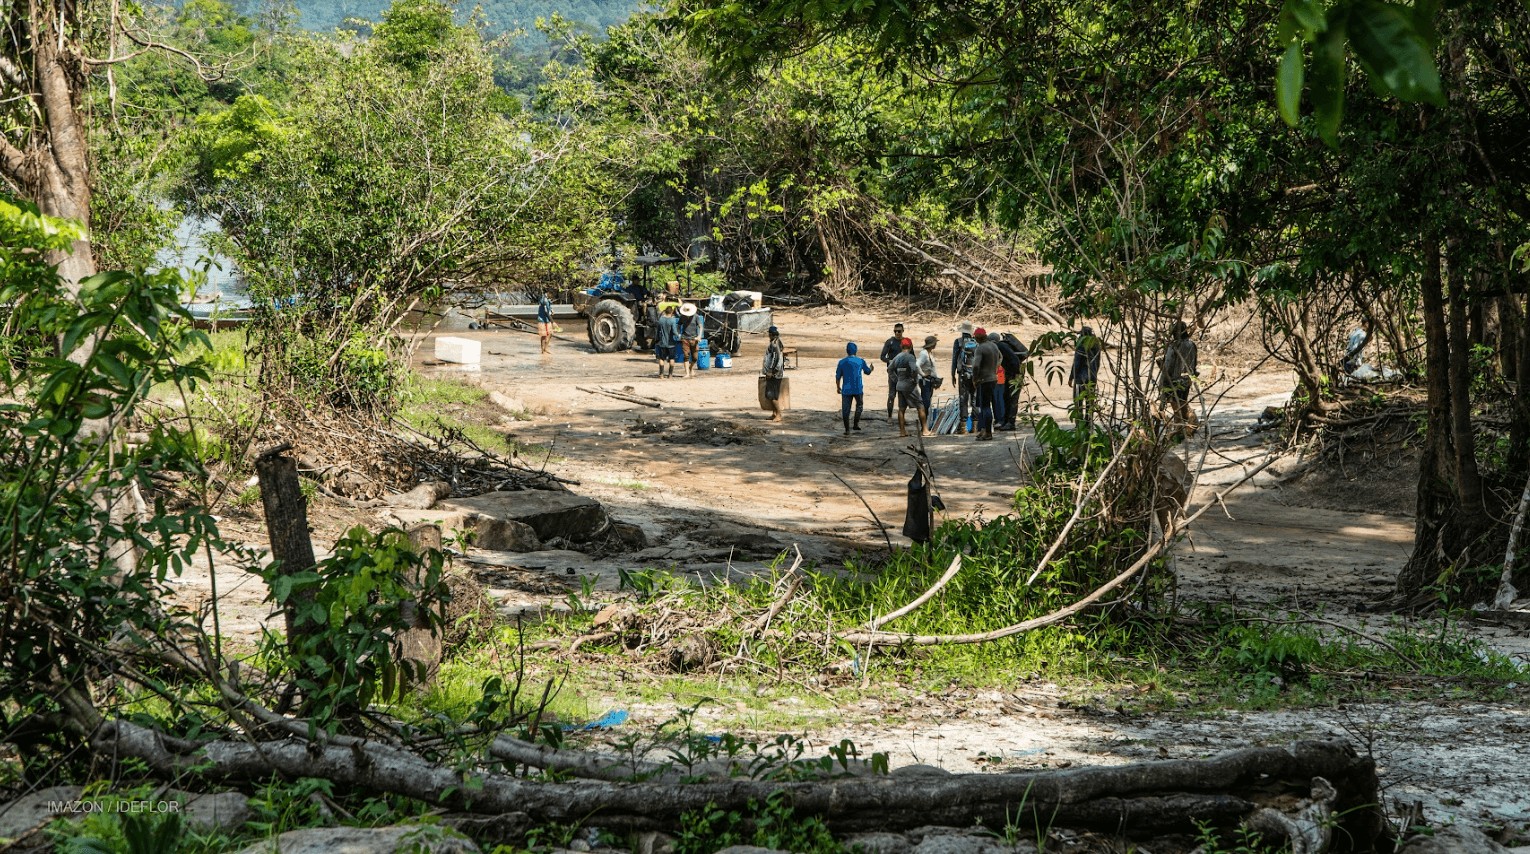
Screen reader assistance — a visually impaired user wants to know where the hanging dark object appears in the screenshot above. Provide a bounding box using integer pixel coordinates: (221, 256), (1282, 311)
(903, 467), (932, 544)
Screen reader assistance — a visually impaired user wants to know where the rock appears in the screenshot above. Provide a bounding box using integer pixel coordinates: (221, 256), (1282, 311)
(390, 481), (453, 511)
(488, 391), (528, 416)
(892, 763), (953, 778)
(439, 812), (530, 844)
(234, 824), (480, 854)
(844, 833), (915, 854)
(634, 831), (677, 854)
(0, 786), (82, 840)
(909, 828), (1036, 854)
(442, 490), (609, 544)
(1398, 826), (1511, 854)
(476, 518), (542, 551)
(381, 509), (542, 552)
(696, 521), (781, 554)
(609, 521), (648, 550)
(177, 791), (252, 832)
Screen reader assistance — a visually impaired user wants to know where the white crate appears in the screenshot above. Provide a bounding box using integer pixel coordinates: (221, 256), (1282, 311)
(435, 336), (481, 365)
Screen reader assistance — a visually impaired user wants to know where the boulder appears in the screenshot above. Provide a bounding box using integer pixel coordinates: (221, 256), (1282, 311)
(1398, 826), (1511, 854)
(476, 519), (542, 552)
(377, 510), (540, 552)
(892, 763), (953, 778)
(177, 791), (252, 832)
(388, 481), (453, 511)
(696, 521), (782, 555)
(234, 824), (480, 854)
(442, 491), (608, 544)
(609, 520), (648, 550)
(844, 833), (915, 854)
(0, 786), (82, 841)
(910, 828), (1036, 854)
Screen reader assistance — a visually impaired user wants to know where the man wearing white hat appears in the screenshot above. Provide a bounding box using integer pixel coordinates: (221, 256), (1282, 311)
(679, 302), (702, 377)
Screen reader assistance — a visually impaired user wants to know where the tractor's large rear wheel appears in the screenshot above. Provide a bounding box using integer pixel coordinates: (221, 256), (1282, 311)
(587, 300), (636, 353)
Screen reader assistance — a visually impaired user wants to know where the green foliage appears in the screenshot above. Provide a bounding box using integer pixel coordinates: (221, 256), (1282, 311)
(0, 195), (249, 775)
(374, 0), (457, 70)
(182, 3), (618, 413)
(675, 791), (840, 854)
(275, 0), (638, 41)
(1193, 821), (1283, 854)
(255, 526), (449, 723)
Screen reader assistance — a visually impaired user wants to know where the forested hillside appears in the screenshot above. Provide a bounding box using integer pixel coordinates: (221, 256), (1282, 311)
(263, 0), (640, 34)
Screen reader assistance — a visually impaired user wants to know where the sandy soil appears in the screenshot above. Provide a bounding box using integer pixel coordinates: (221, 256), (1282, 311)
(167, 305), (1530, 842)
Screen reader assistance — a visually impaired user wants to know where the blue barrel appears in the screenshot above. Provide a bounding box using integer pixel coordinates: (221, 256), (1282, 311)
(714, 353), (732, 369)
(696, 339), (711, 371)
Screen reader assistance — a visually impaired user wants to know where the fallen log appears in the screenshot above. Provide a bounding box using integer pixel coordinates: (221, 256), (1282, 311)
(87, 719), (1385, 847)
(576, 386), (663, 408)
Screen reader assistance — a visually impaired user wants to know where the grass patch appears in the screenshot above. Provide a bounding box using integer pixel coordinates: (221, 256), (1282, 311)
(397, 373), (562, 462)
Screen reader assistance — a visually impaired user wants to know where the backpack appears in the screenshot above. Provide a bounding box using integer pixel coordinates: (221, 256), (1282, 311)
(1000, 332), (1028, 361)
(960, 340), (977, 379)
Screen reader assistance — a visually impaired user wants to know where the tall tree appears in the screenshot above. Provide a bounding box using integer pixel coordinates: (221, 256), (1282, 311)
(1, 0), (97, 290)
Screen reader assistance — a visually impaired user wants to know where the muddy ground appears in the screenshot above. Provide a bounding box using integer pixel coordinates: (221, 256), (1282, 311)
(170, 305), (1530, 842)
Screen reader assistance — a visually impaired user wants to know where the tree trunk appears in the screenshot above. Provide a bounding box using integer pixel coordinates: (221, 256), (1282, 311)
(1444, 240), (1484, 516)
(1397, 239), (1496, 603)
(87, 721), (1388, 847)
(254, 447), (318, 654)
(4, 7), (98, 297)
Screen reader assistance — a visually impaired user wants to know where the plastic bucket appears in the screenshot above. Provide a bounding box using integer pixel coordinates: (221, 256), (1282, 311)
(714, 353), (732, 369)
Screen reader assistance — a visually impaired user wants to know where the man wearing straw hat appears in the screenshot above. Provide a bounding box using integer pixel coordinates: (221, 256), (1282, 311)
(679, 302), (701, 377)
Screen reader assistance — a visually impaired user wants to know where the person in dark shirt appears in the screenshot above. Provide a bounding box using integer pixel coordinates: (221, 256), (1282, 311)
(834, 342), (874, 435)
(536, 291), (554, 355)
(879, 323), (905, 420)
(993, 332), (1027, 430)
(653, 307), (680, 378)
(762, 326), (788, 422)
(1160, 319), (1199, 436)
(1069, 326), (1103, 426)
(971, 328), (1002, 441)
(950, 323), (975, 434)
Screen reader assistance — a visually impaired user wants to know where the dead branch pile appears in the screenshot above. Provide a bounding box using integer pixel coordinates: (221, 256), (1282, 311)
(1281, 388), (1426, 483)
(251, 399), (569, 502)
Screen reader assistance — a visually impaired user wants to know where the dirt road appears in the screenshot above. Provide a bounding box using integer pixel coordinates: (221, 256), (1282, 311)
(166, 306), (1528, 841)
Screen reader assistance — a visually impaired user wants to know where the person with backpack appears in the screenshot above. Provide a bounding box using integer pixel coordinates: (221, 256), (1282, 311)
(1160, 319), (1199, 436)
(888, 338), (921, 437)
(971, 328), (1002, 440)
(879, 322), (906, 420)
(950, 323), (976, 434)
(1069, 326), (1103, 426)
(994, 332), (1028, 431)
(834, 342), (874, 435)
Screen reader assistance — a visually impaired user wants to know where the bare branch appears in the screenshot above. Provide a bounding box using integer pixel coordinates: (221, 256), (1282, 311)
(863, 554), (962, 631)
(835, 454), (1281, 647)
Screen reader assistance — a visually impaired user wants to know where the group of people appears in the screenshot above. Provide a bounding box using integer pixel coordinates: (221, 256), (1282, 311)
(650, 301), (705, 378)
(816, 318), (1200, 439)
(822, 322), (1031, 439)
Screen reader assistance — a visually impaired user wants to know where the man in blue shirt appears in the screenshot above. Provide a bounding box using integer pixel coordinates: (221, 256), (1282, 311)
(835, 342), (874, 435)
(653, 307), (680, 378)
